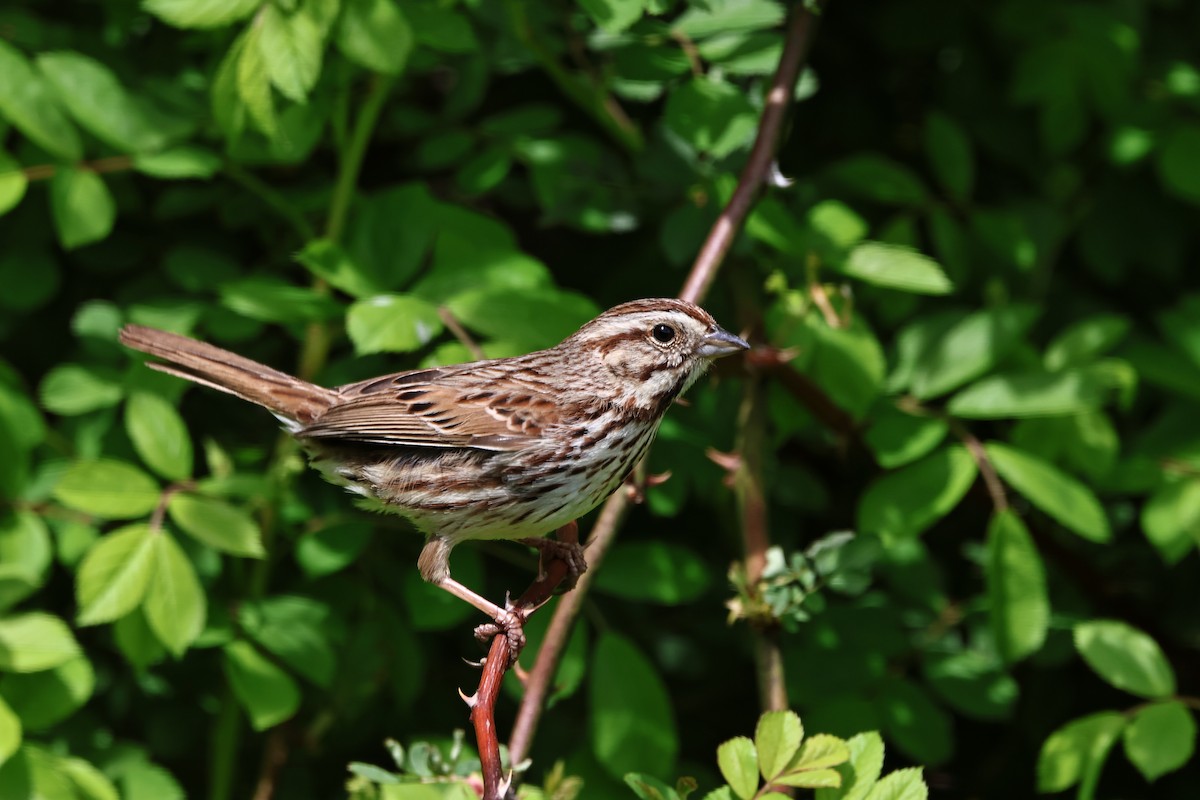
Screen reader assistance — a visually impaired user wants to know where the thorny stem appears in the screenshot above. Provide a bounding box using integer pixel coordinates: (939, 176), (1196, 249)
(508, 0), (826, 773)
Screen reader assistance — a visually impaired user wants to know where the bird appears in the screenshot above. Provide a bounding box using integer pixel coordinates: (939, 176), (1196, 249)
(119, 298), (748, 640)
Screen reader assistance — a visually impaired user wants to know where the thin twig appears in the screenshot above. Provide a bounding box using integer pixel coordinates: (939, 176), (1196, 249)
(952, 422), (1010, 512)
(250, 727), (290, 800)
(508, 1), (825, 769)
(439, 306), (487, 360)
(680, 4), (821, 304)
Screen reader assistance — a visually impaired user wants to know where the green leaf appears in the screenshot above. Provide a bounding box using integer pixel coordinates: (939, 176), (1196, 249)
(590, 632), (678, 779)
(1037, 712), (1126, 796)
(862, 768), (927, 800)
(0, 613), (80, 673)
(143, 0), (262, 29)
(223, 640), (300, 730)
(295, 238), (378, 298)
(143, 533), (205, 656)
(1044, 315), (1130, 370)
(444, 287), (599, 351)
(456, 146), (512, 195)
(0, 655), (94, 730)
(125, 393), (193, 481)
(857, 446), (977, 540)
(37, 51), (172, 153)
(984, 442), (1111, 543)
(50, 168), (116, 250)
(295, 521), (372, 578)
(672, 0), (785, 39)
(0, 150), (28, 218)
(1074, 620), (1175, 699)
(985, 510), (1048, 663)
(259, 5), (322, 103)
(220, 276), (341, 323)
(755, 710), (802, 782)
(0, 41), (82, 160)
(1141, 480), (1200, 564)
(803, 316), (887, 420)
(166, 493), (265, 557)
(239, 595), (334, 687)
(580, 0), (644, 33)
(75, 524), (157, 626)
(54, 459), (161, 519)
(591, 542), (710, 604)
(133, 147), (221, 179)
(878, 679), (952, 765)
(0, 511), (52, 610)
(237, 22), (277, 137)
(716, 737), (758, 800)
(923, 649), (1018, 721)
(664, 77), (757, 158)
(39, 363), (123, 416)
(113, 608), (166, 671)
(838, 243), (953, 296)
(1156, 124), (1200, 204)
(911, 305), (1038, 399)
(948, 367), (1118, 419)
(1122, 700), (1196, 782)
(115, 757), (184, 800)
(625, 773), (680, 800)
(863, 405), (948, 469)
(346, 294), (444, 354)
(336, 0), (414, 75)
(784, 733), (850, 774)
(816, 731), (883, 800)
(923, 111), (973, 202)
(823, 153), (928, 206)
(61, 757), (120, 800)
(0, 695), (18, 767)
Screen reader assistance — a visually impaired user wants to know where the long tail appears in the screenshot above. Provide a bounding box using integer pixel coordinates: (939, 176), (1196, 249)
(119, 325), (337, 427)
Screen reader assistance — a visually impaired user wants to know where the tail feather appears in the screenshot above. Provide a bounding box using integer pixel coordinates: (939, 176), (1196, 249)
(119, 325), (336, 426)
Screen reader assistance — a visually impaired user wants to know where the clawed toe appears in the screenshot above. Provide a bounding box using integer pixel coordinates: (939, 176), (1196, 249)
(474, 607), (527, 663)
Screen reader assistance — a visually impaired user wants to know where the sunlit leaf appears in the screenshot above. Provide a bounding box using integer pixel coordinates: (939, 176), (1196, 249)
(590, 632), (678, 780)
(167, 493), (265, 557)
(336, 0), (414, 75)
(75, 524), (156, 626)
(857, 446), (977, 540)
(0, 613), (81, 672)
(1074, 620), (1175, 699)
(1037, 712), (1126, 796)
(985, 442), (1111, 543)
(125, 392), (193, 481)
(223, 640), (300, 730)
(985, 511), (1048, 663)
(54, 460), (160, 519)
(143, 533), (206, 656)
(1122, 701), (1196, 782)
(717, 736), (758, 800)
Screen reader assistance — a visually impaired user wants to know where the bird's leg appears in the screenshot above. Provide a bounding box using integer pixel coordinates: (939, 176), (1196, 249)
(420, 536), (528, 658)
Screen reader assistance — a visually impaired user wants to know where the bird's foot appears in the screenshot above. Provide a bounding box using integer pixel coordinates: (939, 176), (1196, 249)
(519, 536), (588, 594)
(474, 600), (527, 663)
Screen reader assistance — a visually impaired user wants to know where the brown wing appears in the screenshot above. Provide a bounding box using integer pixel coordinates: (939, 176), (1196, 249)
(296, 364), (557, 452)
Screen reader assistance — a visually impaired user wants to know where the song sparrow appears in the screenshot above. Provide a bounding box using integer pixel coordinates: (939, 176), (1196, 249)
(120, 298), (748, 636)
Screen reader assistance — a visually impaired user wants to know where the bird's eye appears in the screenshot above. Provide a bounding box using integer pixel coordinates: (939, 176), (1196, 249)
(651, 323), (676, 343)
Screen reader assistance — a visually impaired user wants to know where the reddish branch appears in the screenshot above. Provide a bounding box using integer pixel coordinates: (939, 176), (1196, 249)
(506, 0), (827, 772)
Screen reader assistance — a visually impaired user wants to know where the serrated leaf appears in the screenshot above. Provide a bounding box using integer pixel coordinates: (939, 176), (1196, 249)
(223, 640), (300, 730)
(863, 768), (927, 800)
(37, 51), (171, 153)
(50, 168), (116, 250)
(125, 393), (193, 481)
(1122, 700), (1196, 782)
(259, 6), (322, 103)
(717, 737), (759, 800)
(774, 769), (842, 789)
(237, 21), (277, 137)
(143, 533), (205, 656)
(143, 0), (262, 29)
(53, 459), (161, 519)
(336, 0), (414, 75)
(816, 731), (883, 800)
(1037, 712), (1126, 796)
(911, 305), (1037, 399)
(857, 446), (977, 540)
(788, 734), (850, 773)
(75, 524), (156, 626)
(755, 710), (802, 782)
(985, 443), (1110, 543)
(986, 510), (1048, 663)
(166, 493), (265, 557)
(839, 243), (953, 296)
(0, 40), (82, 160)
(1074, 620), (1175, 699)
(346, 294), (444, 354)
(0, 613), (80, 672)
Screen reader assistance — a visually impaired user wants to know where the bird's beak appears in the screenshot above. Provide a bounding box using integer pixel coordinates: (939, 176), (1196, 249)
(698, 327), (750, 359)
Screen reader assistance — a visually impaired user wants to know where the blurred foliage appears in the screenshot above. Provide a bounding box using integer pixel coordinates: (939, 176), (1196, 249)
(2, 0), (1200, 798)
